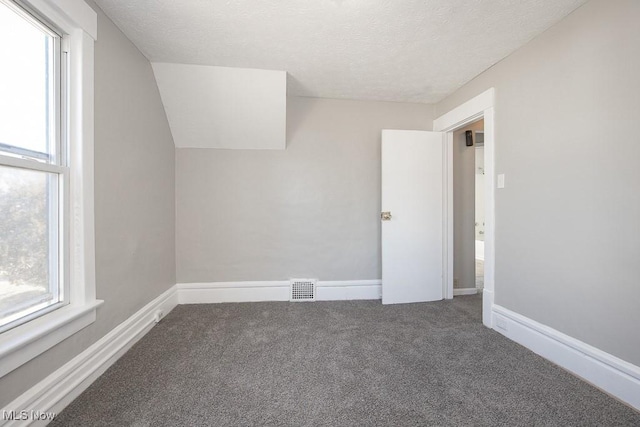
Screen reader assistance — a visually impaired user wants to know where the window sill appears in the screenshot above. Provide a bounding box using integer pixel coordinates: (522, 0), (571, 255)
(0, 300), (103, 378)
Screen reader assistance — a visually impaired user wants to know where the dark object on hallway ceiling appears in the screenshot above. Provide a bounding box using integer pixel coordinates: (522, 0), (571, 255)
(465, 130), (474, 146)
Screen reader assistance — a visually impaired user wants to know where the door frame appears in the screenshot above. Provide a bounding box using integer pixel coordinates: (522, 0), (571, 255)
(434, 88), (495, 327)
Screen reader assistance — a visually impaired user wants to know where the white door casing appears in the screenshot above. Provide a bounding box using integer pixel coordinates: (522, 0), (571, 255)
(381, 130), (444, 305)
(434, 88), (495, 327)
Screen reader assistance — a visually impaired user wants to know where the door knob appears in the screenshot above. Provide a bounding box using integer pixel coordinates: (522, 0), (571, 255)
(381, 211), (392, 221)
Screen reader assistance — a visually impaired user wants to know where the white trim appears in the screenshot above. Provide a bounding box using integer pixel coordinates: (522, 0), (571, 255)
(482, 107), (495, 317)
(24, 0), (97, 40)
(0, 0), (99, 379)
(177, 281), (290, 304)
(0, 301), (102, 378)
(482, 288), (494, 327)
(0, 155), (66, 173)
(433, 88), (495, 328)
(177, 280), (383, 304)
(443, 131), (453, 300)
(0, 280), (378, 424)
(67, 29), (96, 305)
(5, 283), (639, 423)
(452, 288), (478, 296)
(316, 280), (381, 301)
(1, 286), (178, 427)
(433, 89), (494, 132)
(492, 304), (640, 411)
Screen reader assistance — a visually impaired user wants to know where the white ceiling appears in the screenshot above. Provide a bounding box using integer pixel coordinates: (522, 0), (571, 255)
(94, 0), (588, 104)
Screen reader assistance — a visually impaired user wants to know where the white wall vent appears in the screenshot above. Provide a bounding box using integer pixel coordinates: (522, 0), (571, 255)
(290, 279), (317, 302)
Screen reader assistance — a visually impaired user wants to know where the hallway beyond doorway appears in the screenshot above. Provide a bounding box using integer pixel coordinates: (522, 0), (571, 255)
(476, 259), (484, 289)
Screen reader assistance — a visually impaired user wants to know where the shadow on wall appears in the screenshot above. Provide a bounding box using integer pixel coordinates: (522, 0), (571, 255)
(285, 93), (317, 146)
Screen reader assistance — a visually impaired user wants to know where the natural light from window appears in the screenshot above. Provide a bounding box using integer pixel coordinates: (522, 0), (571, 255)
(0, 0), (63, 330)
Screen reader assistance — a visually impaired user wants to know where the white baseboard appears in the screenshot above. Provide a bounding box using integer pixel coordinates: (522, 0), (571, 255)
(177, 281), (290, 304)
(7, 281), (639, 425)
(492, 304), (640, 411)
(177, 280), (382, 304)
(2, 279), (381, 425)
(453, 287), (478, 296)
(316, 280), (381, 301)
(1, 285), (179, 426)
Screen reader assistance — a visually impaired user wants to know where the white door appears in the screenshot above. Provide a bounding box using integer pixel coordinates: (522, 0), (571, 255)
(381, 130), (444, 304)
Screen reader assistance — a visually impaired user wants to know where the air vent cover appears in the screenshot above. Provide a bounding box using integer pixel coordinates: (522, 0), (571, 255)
(290, 279), (317, 302)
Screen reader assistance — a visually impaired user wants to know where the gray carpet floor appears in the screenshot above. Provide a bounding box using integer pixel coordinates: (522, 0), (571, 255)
(52, 295), (640, 426)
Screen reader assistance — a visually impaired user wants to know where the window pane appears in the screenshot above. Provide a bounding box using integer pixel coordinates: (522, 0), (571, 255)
(0, 165), (60, 327)
(0, 1), (56, 162)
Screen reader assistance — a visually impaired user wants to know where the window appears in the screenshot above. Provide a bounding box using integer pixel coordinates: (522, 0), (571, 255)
(0, 0), (66, 332)
(0, 0), (99, 378)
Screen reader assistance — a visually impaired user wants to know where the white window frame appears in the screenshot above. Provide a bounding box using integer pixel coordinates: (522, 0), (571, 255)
(0, 0), (100, 378)
(0, 0), (67, 334)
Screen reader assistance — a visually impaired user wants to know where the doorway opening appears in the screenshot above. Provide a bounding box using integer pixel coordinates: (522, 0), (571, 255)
(474, 130), (485, 292)
(452, 120), (484, 298)
(433, 87), (495, 327)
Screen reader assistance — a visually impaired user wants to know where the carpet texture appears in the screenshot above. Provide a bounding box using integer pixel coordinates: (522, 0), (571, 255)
(51, 295), (640, 426)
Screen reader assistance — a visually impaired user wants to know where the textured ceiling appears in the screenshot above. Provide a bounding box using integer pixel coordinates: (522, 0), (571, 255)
(94, 0), (588, 103)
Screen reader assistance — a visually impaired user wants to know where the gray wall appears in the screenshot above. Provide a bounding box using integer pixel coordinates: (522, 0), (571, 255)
(436, 0), (640, 365)
(176, 97), (433, 283)
(453, 120), (483, 289)
(0, 2), (176, 406)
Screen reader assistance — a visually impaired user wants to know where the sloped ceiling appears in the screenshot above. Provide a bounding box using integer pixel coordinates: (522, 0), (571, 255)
(152, 63), (287, 149)
(94, 0), (588, 104)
